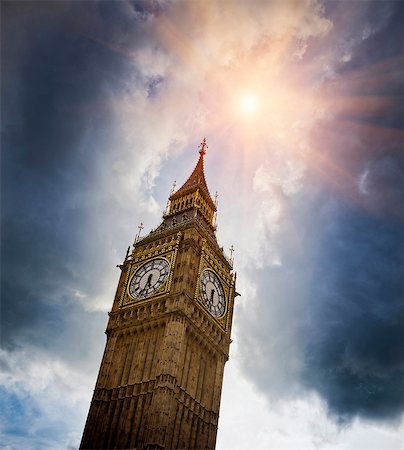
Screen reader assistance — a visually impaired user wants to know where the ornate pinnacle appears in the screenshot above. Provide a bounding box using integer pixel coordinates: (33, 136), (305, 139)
(166, 180), (177, 214)
(170, 180), (177, 195)
(229, 245), (235, 265)
(198, 138), (208, 156)
(134, 222), (144, 246)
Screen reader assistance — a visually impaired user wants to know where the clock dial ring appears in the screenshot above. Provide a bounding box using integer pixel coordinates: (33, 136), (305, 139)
(128, 257), (170, 300)
(200, 269), (226, 318)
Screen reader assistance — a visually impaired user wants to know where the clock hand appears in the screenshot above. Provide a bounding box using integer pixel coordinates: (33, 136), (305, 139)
(146, 273), (153, 288)
(210, 289), (215, 304)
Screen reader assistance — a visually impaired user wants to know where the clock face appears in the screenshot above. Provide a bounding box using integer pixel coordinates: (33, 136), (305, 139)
(129, 258), (170, 299)
(200, 270), (226, 317)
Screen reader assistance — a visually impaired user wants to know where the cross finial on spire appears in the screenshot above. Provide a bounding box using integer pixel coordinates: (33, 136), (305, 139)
(170, 180), (177, 195)
(165, 181), (177, 215)
(199, 138), (207, 156)
(229, 245), (235, 265)
(134, 222), (144, 246)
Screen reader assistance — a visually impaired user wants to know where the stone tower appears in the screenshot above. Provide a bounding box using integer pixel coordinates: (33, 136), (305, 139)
(80, 139), (237, 449)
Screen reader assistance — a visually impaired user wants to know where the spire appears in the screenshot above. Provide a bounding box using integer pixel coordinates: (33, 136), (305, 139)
(164, 139), (217, 230)
(170, 138), (216, 210)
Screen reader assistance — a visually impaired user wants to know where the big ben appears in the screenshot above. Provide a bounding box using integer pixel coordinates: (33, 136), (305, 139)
(80, 139), (237, 450)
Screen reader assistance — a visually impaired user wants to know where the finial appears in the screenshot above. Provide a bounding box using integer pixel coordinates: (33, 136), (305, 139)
(229, 245), (235, 265)
(165, 180), (177, 214)
(198, 138), (208, 156)
(213, 191), (219, 228)
(134, 222), (144, 246)
(170, 180), (177, 195)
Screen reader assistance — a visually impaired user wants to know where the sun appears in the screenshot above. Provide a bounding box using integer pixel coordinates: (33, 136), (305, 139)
(239, 93), (259, 115)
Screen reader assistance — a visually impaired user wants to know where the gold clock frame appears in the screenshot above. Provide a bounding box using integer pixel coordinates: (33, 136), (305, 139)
(119, 232), (182, 308)
(126, 256), (172, 301)
(199, 268), (227, 319)
(195, 240), (233, 331)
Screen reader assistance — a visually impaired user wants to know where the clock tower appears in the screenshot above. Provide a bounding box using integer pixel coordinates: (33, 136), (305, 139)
(80, 140), (237, 450)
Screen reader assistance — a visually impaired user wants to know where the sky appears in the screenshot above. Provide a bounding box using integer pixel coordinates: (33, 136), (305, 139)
(1, 1), (403, 449)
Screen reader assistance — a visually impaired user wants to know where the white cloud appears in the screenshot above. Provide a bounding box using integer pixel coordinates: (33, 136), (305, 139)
(218, 331), (404, 450)
(0, 347), (95, 449)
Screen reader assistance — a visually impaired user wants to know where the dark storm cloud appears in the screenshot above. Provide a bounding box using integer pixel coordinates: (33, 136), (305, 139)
(360, 147), (404, 216)
(0, 1), (154, 348)
(302, 192), (404, 422)
(299, 24), (404, 418)
(1, 5), (159, 444)
(240, 157), (404, 422)
(239, 1), (404, 424)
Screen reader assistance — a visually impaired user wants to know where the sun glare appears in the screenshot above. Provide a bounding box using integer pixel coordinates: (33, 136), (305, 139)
(240, 94), (259, 115)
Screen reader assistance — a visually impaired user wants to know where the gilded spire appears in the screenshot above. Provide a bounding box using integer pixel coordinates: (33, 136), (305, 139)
(170, 139), (215, 210)
(166, 139), (217, 227)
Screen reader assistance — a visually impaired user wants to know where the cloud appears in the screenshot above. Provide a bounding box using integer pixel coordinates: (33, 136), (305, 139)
(239, 160), (404, 421)
(302, 197), (404, 422)
(358, 147), (404, 217)
(0, 346), (96, 449)
(231, 1), (404, 425)
(238, 104), (403, 429)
